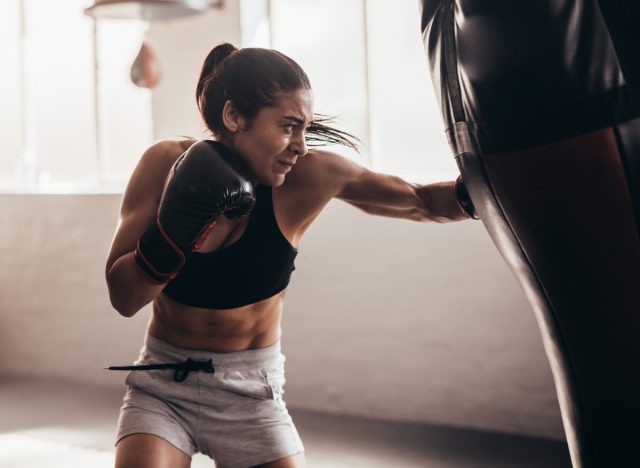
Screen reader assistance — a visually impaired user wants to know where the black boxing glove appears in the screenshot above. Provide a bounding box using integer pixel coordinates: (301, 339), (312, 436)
(454, 175), (479, 220)
(134, 140), (256, 283)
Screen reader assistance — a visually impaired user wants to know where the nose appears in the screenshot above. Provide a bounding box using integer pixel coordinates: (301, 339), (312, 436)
(290, 132), (308, 157)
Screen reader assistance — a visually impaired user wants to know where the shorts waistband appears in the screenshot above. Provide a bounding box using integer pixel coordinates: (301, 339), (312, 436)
(143, 333), (283, 370)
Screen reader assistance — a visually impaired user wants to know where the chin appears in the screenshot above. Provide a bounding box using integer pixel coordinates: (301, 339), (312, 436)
(271, 175), (287, 187)
(256, 172), (285, 187)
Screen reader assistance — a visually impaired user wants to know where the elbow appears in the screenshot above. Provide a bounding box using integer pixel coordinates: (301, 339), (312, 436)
(105, 271), (142, 318)
(114, 303), (139, 319)
(108, 288), (139, 318)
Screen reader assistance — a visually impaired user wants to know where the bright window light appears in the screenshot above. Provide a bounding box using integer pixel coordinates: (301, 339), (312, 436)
(270, 0), (457, 182)
(0, 0), (457, 193)
(0, 1), (23, 190)
(0, 0), (152, 193)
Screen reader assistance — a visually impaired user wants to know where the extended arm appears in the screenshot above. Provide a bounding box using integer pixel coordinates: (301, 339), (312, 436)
(317, 151), (476, 222)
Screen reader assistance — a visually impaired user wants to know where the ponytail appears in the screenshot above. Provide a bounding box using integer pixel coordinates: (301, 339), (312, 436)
(196, 43), (237, 113)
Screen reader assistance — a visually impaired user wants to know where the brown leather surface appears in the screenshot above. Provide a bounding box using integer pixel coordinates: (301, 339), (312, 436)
(420, 1), (640, 464)
(482, 128), (640, 464)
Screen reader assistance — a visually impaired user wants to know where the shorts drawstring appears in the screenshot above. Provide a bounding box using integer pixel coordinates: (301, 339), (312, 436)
(106, 358), (215, 382)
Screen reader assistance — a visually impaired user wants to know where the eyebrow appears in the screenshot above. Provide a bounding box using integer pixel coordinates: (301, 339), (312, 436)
(283, 115), (308, 125)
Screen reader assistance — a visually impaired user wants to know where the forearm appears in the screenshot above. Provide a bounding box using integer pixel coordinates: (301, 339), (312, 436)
(106, 252), (166, 317)
(416, 180), (471, 223)
(337, 163), (475, 222)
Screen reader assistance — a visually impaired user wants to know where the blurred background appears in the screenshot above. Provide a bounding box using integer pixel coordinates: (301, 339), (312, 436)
(0, 0), (570, 466)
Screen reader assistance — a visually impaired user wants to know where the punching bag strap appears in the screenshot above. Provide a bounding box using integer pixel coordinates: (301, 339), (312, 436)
(441, 0), (465, 123)
(441, 0), (476, 157)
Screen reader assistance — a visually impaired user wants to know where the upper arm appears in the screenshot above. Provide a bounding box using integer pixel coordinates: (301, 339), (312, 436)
(291, 149), (371, 200)
(329, 154), (421, 212)
(105, 142), (183, 273)
(292, 149), (422, 219)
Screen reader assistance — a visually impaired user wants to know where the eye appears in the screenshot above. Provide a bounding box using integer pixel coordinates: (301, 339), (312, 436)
(283, 124), (295, 133)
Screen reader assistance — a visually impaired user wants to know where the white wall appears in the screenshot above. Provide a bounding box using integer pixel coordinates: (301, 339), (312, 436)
(0, 194), (563, 440)
(284, 203), (563, 439)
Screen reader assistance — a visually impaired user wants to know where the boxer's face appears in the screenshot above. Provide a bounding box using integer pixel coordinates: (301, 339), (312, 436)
(222, 89), (314, 187)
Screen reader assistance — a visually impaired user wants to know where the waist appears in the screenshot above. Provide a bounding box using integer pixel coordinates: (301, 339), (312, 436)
(138, 332), (284, 371)
(149, 292), (283, 352)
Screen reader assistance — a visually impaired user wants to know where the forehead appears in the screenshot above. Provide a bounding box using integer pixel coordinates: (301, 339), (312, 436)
(269, 89), (314, 122)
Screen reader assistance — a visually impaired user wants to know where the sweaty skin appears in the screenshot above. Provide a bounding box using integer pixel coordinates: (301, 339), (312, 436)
(106, 91), (467, 353)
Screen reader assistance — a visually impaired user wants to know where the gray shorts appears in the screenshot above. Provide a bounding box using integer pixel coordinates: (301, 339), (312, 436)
(116, 334), (304, 467)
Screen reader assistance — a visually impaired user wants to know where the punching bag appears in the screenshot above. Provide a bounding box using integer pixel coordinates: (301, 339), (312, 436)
(419, 1), (640, 466)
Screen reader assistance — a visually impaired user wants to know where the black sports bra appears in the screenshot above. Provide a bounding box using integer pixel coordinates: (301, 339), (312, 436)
(162, 184), (298, 309)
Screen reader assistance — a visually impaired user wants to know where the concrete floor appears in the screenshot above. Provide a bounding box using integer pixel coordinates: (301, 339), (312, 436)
(0, 376), (571, 468)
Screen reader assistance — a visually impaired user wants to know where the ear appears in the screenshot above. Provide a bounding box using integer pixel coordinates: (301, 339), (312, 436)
(221, 100), (246, 133)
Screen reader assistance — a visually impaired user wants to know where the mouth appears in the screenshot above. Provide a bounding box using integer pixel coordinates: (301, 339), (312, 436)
(277, 159), (296, 170)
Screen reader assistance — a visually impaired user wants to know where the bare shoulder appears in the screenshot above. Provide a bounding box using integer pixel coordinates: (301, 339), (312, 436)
(273, 148), (367, 240)
(122, 139), (197, 210)
(294, 148), (361, 172)
(285, 148), (366, 195)
(142, 139), (197, 169)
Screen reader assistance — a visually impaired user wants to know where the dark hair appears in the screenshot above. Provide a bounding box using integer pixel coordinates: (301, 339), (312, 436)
(196, 43), (359, 152)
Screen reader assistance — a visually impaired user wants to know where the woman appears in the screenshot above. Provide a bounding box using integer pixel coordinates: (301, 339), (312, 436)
(105, 43), (475, 468)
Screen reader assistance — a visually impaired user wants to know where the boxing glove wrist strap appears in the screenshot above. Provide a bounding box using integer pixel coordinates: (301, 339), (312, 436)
(134, 221), (187, 283)
(454, 175), (480, 220)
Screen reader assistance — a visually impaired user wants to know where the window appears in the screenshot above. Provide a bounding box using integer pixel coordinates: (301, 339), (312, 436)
(1, 1), (457, 192)
(0, 0), (152, 193)
(269, 0), (457, 181)
(0, 0), (22, 189)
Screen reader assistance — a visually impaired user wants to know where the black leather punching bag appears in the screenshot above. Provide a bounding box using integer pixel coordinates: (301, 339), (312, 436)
(420, 1), (640, 467)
